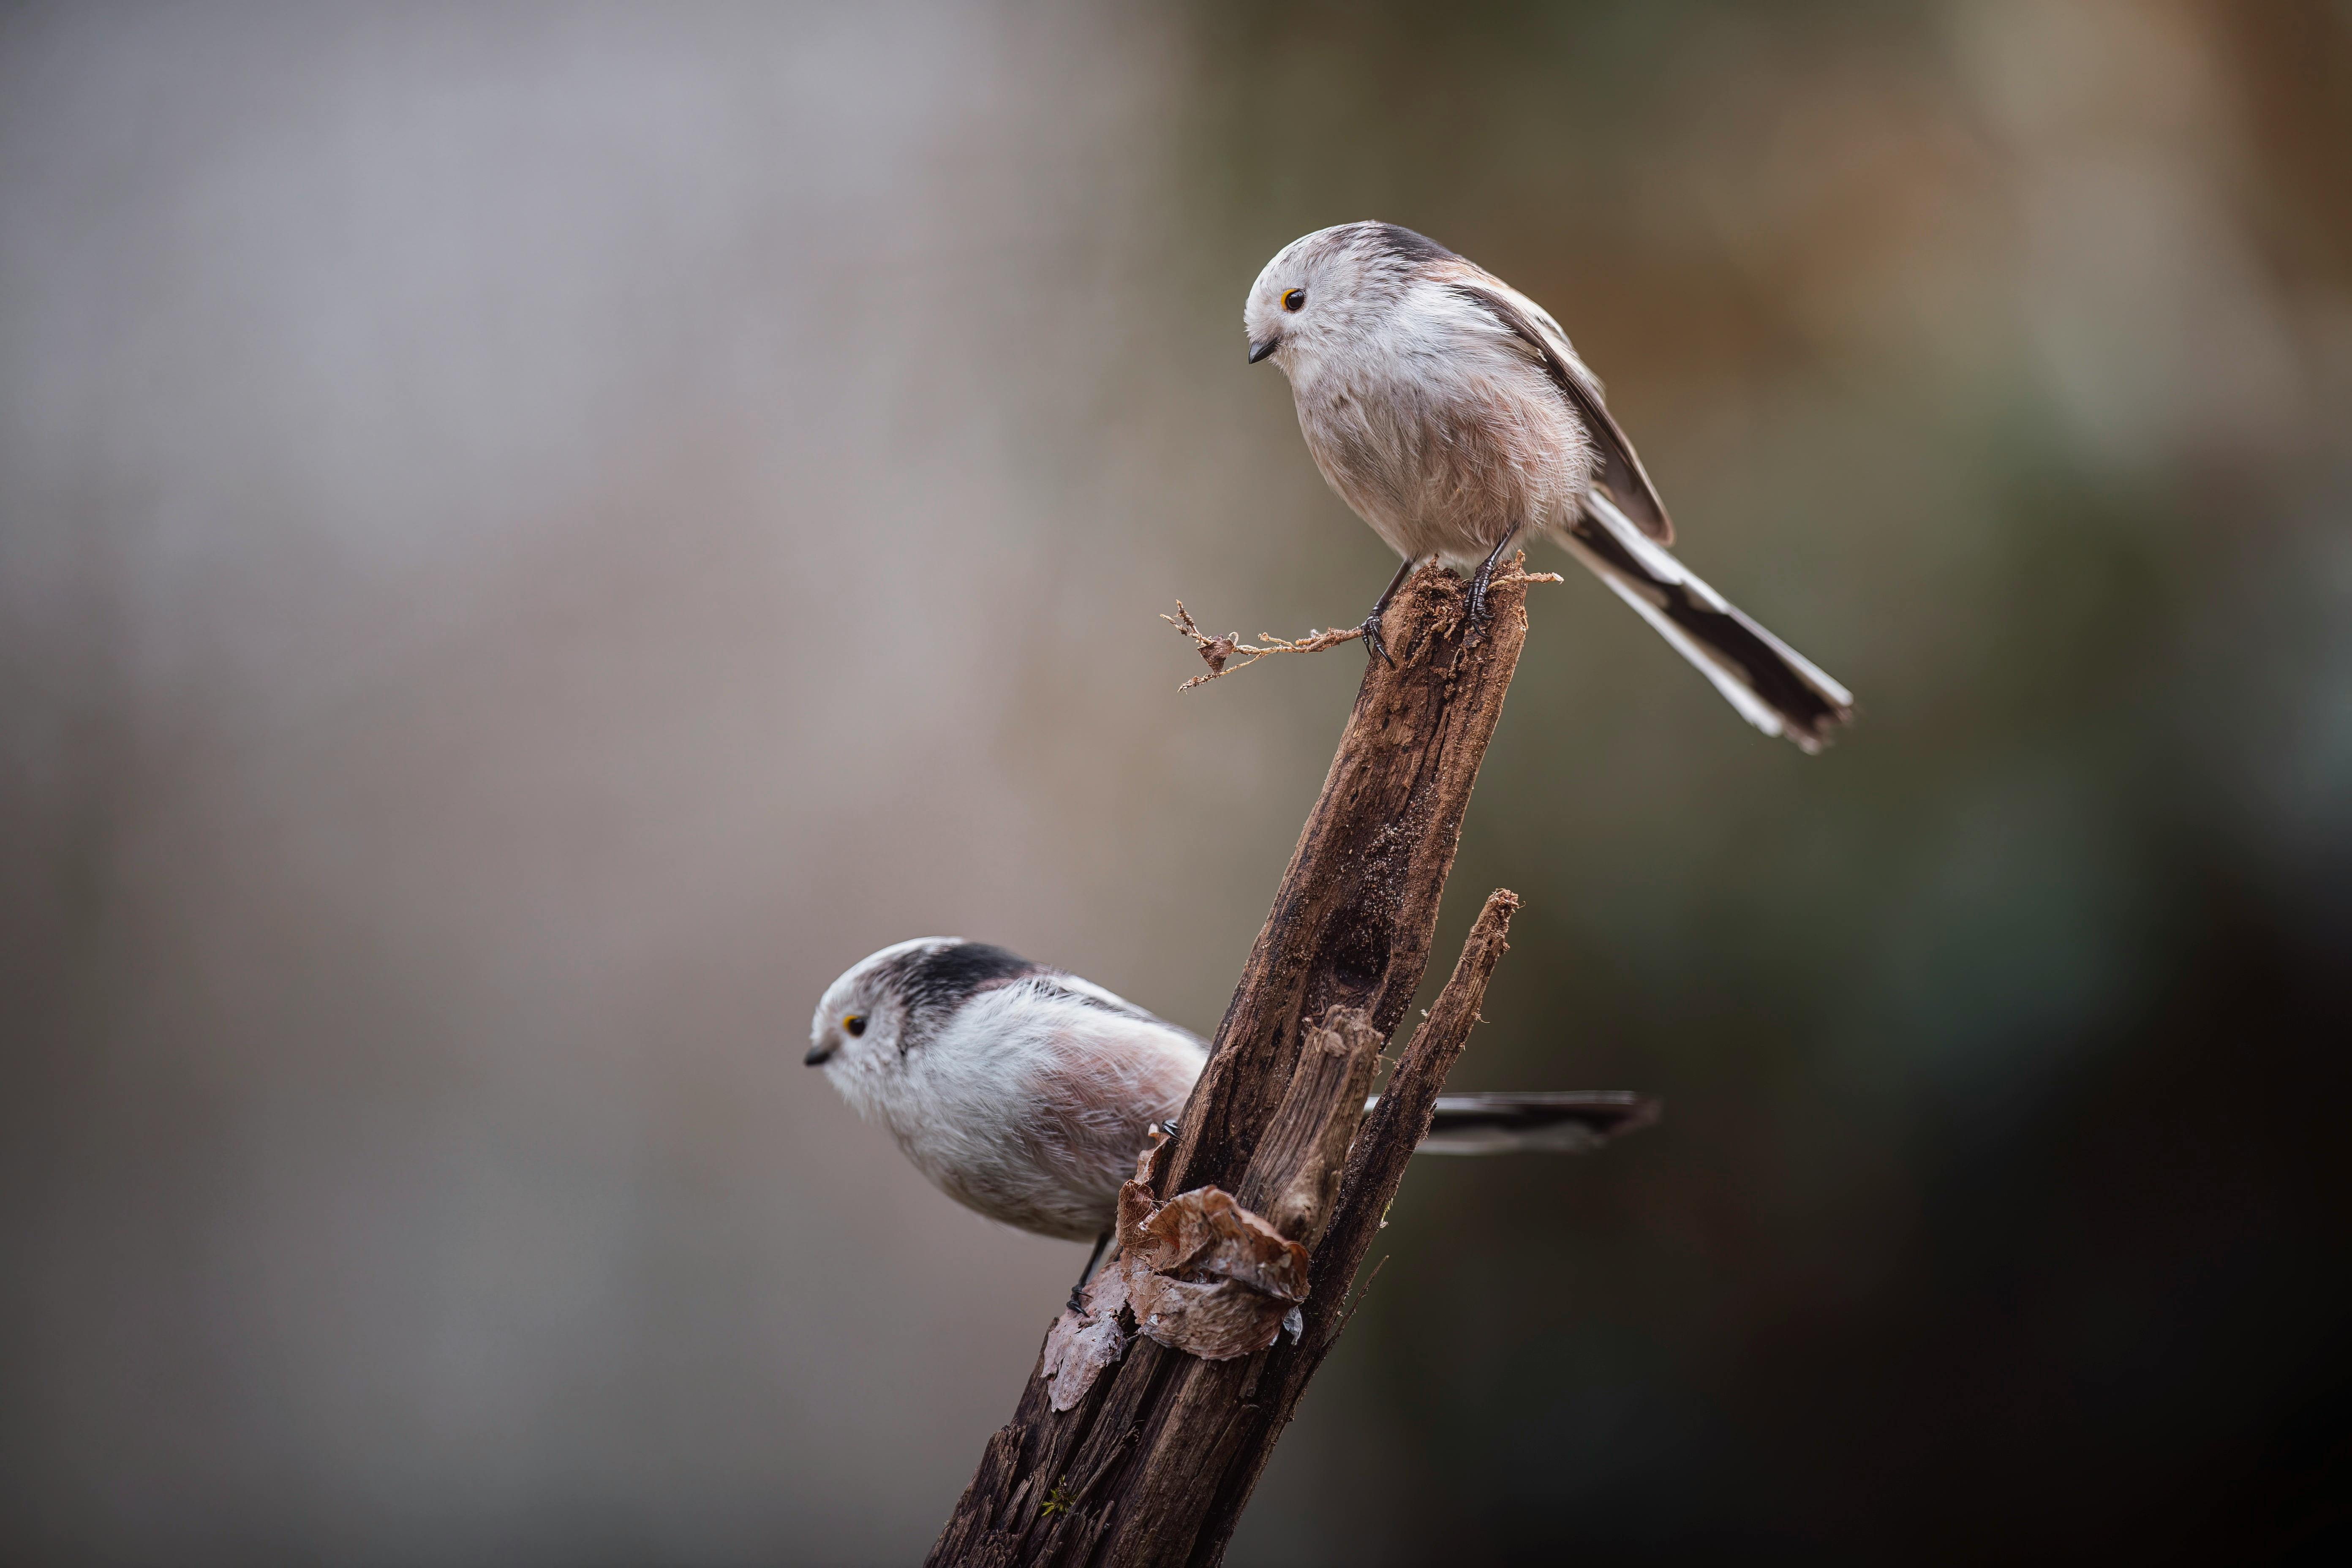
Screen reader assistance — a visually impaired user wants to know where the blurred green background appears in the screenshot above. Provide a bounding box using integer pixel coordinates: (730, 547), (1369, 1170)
(4, 2), (2347, 1562)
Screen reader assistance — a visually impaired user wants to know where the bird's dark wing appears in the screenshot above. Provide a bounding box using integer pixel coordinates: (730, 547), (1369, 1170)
(1446, 279), (1675, 544)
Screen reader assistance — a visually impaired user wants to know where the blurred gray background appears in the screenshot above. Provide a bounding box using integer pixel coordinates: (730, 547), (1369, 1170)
(4, 2), (2349, 1563)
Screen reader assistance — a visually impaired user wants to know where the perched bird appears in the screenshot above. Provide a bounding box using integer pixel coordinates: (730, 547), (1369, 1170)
(1245, 220), (1854, 751)
(807, 937), (1656, 1296)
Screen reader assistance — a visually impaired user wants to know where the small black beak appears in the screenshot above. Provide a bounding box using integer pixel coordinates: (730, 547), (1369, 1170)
(803, 1045), (834, 1067)
(1247, 336), (1279, 365)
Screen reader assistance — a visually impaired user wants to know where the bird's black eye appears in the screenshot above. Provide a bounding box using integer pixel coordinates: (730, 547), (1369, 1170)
(843, 1014), (866, 1037)
(1282, 287), (1306, 312)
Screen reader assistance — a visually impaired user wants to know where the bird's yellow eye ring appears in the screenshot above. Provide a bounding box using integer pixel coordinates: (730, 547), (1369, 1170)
(843, 1014), (867, 1037)
(1282, 288), (1306, 312)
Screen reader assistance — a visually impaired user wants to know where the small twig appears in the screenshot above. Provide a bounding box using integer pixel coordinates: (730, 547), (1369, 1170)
(1160, 602), (1364, 690)
(1162, 561), (1560, 692)
(1336, 1254), (1391, 1339)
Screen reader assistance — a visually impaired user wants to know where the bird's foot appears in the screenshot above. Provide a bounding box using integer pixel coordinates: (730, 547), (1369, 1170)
(1354, 555), (1418, 669)
(1067, 1227), (1115, 1316)
(1463, 569), (1498, 645)
(1462, 538), (1518, 646)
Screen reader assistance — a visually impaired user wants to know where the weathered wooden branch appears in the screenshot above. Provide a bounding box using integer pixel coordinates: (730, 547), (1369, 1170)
(1185, 886), (1521, 1554)
(926, 561), (1532, 1568)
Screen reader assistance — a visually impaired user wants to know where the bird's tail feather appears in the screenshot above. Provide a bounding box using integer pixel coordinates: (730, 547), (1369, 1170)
(1371, 1090), (1661, 1155)
(1559, 493), (1853, 751)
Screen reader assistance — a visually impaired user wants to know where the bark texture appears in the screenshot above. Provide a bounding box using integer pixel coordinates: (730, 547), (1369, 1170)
(926, 563), (1529, 1568)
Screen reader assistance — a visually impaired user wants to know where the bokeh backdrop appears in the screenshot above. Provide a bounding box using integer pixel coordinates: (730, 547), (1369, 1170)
(5, 2), (2348, 1562)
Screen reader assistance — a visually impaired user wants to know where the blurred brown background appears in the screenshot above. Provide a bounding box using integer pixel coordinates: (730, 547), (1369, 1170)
(4, 2), (2348, 1563)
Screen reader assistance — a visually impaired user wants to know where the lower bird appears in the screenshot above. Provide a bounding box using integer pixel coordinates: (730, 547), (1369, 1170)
(807, 937), (1655, 1300)
(1245, 220), (1854, 751)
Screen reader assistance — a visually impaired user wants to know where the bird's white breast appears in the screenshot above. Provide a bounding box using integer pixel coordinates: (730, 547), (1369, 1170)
(1288, 279), (1595, 572)
(877, 981), (1205, 1241)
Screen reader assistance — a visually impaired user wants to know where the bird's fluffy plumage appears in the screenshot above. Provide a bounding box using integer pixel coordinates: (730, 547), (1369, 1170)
(811, 938), (1204, 1241)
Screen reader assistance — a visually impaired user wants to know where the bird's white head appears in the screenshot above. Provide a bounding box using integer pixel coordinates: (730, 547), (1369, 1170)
(806, 938), (929, 1098)
(1243, 220), (1454, 374)
(805, 937), (1041, 1119)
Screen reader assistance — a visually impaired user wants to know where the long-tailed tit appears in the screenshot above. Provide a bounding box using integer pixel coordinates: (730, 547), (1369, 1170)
(1246, 221), (1854, 751)
(808, 938), (1655, 1297)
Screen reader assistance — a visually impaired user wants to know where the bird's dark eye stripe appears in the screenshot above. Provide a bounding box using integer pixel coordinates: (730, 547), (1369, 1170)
(1282, 288), (1306, 312)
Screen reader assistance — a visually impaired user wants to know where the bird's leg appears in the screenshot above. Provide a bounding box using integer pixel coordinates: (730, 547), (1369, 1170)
(1356, 555), (1418, 668)
(1464, 528), (1522, 643)
(1066, 1228), (1113, 1315)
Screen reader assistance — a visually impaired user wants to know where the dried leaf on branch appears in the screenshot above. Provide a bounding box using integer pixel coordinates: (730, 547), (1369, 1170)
(1039, 1134), (1312, 1410)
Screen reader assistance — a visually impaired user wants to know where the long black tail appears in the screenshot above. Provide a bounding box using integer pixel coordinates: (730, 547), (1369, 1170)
(1372, 1091), (1661, 1155)
(1558, 492), (1854, 752)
